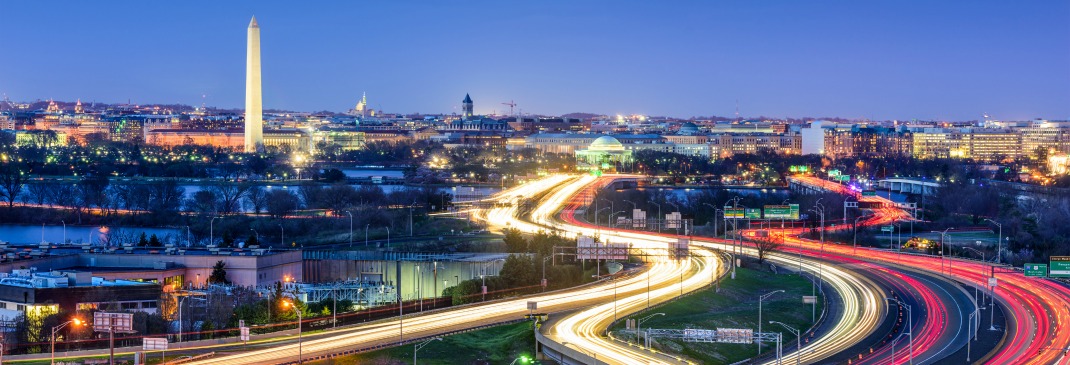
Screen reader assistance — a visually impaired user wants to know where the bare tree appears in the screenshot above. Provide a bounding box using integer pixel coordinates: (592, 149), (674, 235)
(244, 185), (268, 214)
(209, 183), (251, 214)
(753, 233), (784, 263)
(0, 163), (26, 207)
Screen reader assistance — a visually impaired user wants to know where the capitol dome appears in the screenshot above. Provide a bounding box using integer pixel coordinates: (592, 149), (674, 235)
(588, 136), (626, 151)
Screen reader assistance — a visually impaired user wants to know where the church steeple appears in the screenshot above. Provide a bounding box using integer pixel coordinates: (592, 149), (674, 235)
(74, 99), (84, 114)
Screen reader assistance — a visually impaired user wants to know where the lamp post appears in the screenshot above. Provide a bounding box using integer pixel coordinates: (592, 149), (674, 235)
(51, 318), (83, 365)
(885, 297), (913, 365)
(853, 215), (867, 253)
(758, 290), (785, 352)
(637, 313), (665, 347)
(413, 337), (442, 365)
(409, 201), (417, 237)
(937, 228), (954, 276)
(809, 199), (825, 251)
(209, 216), (222, 246)
(346, 211), (354, 247)
(984, 218), (1002, 264)
(386, 226), (391, 247)
(282, 301), (303, 364)
(651, 202), (662, 231)
(278, 224), (284, 247)
(61, 220), (66, 244)
(769, 321), (801, 365)
(365, 224), (369, 247)
(250, 229), (259, 245)
(542, 256), (552, 290)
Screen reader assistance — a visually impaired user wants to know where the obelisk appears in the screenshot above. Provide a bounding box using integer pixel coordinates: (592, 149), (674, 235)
(244, 16), (264, 152)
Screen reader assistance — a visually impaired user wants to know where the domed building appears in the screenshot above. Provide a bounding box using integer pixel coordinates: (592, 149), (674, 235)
(678, 122), (700, 135)
(575, 135), (634, 172)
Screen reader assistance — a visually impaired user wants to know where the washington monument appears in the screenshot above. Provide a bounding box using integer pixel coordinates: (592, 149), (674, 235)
(244, 16), (264, 152)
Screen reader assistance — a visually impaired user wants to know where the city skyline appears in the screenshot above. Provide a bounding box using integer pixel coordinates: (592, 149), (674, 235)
(0, 1), (1067, 121)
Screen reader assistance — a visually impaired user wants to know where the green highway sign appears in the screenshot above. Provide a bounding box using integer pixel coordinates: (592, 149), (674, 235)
(745, 208), (762, 219)
(789, 165), (810, 173)
(881, 226), (894, 232)
(763, 204), (801, 220)
(828, 169), (841, 177)
(862, 190), (877, 197)
(1025, 263), (1048, 278)
(837, 175), (851, 182)
(1050, 256), (1070, 278)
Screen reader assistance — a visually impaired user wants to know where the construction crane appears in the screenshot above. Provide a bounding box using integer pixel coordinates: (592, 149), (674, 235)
(501, 100), (517, 117)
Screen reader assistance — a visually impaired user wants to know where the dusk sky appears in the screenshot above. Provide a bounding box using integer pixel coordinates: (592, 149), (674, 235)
(2, 1), (1067, 121)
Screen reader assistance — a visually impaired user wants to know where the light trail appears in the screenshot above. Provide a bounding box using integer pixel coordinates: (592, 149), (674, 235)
(789, 175), (1070, 365)
(537, 175), (888, 365)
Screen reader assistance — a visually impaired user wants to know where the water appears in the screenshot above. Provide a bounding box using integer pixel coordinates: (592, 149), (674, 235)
(340, 169), (405, 178)
(0, 224), (183, 245)
(637, 187), (790, 198)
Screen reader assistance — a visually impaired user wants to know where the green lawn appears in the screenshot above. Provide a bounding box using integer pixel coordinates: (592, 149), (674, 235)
(611, 266), (822, 365)
(307, 321), (536, 365)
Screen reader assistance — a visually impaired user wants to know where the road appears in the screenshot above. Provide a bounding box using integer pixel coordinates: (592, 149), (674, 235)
(787, 175), (1070, 364)
(180, 174), (720, 365)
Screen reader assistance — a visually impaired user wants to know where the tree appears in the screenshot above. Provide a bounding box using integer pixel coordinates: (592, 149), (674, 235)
(502, 228), (527, 252)
(148, 234), (163, 247)
(138, 233), (150, 247)
(320, 168), (346, 183)
(753, 234), (784, 263)
(499, 254), (537, 287)
(209, 183), (252, 214)
(246, 232), (259, 247)
(265, 190), (301, 218)
(208, 260), (230, 285)
(244, 185), (268, 214)
(0, 163), (26, 207)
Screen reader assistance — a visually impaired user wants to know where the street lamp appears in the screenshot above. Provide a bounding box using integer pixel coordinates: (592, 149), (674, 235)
(637, 313), (665, 347)
(508, 355), (533, 365)
(769, 321), (801, 365)
(282, 300), (303, 364)
(346, 211), (354, 247)
(51, 318), (83, 365)
(278, 224), (284, 247)
(937, 228), (954, 276)
(651, 201), (662, 231)
(542, 256), (552, 290)
(853, 215), (867, 253)
(758, 290), (785, 352)
(250, 228), (259, 245)
(984, 218), (1002, 265)
(885, 297), (914, 365)
(413, 337), (442, 365)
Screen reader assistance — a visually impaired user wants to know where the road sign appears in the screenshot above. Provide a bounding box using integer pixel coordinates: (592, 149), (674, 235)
(763, 205), (792, 219)
(1022, 261), (1048, 276)
(837, 175), (850, 182)
(789, 165), (810, 173)
(710, 328), (753, 344)
(724, 208), (745, 219)
(881, 226), (894, 232)
(527, 301), (538, 311)
(143, 338), (168, 351)
(94, 312), (134, 333)
(862, 190), (877, 197)
(744, 208), (761, 219)
(1049, 256), (1070, 278)
(240, 326), (250, 342)
(828, 169), (841, 177)
(802, 295), (817, 304)
(988, 277), (997, 287)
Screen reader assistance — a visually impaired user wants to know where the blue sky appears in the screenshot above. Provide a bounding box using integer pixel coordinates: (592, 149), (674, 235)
(1, 1), (1067, 120)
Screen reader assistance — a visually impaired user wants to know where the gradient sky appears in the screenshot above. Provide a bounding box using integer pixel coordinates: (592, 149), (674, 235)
(1, 1), (1067, 121)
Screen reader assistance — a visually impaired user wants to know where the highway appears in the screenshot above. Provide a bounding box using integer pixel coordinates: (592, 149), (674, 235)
(787, 175), (1070, 364)
(182, 175), (718, 365)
